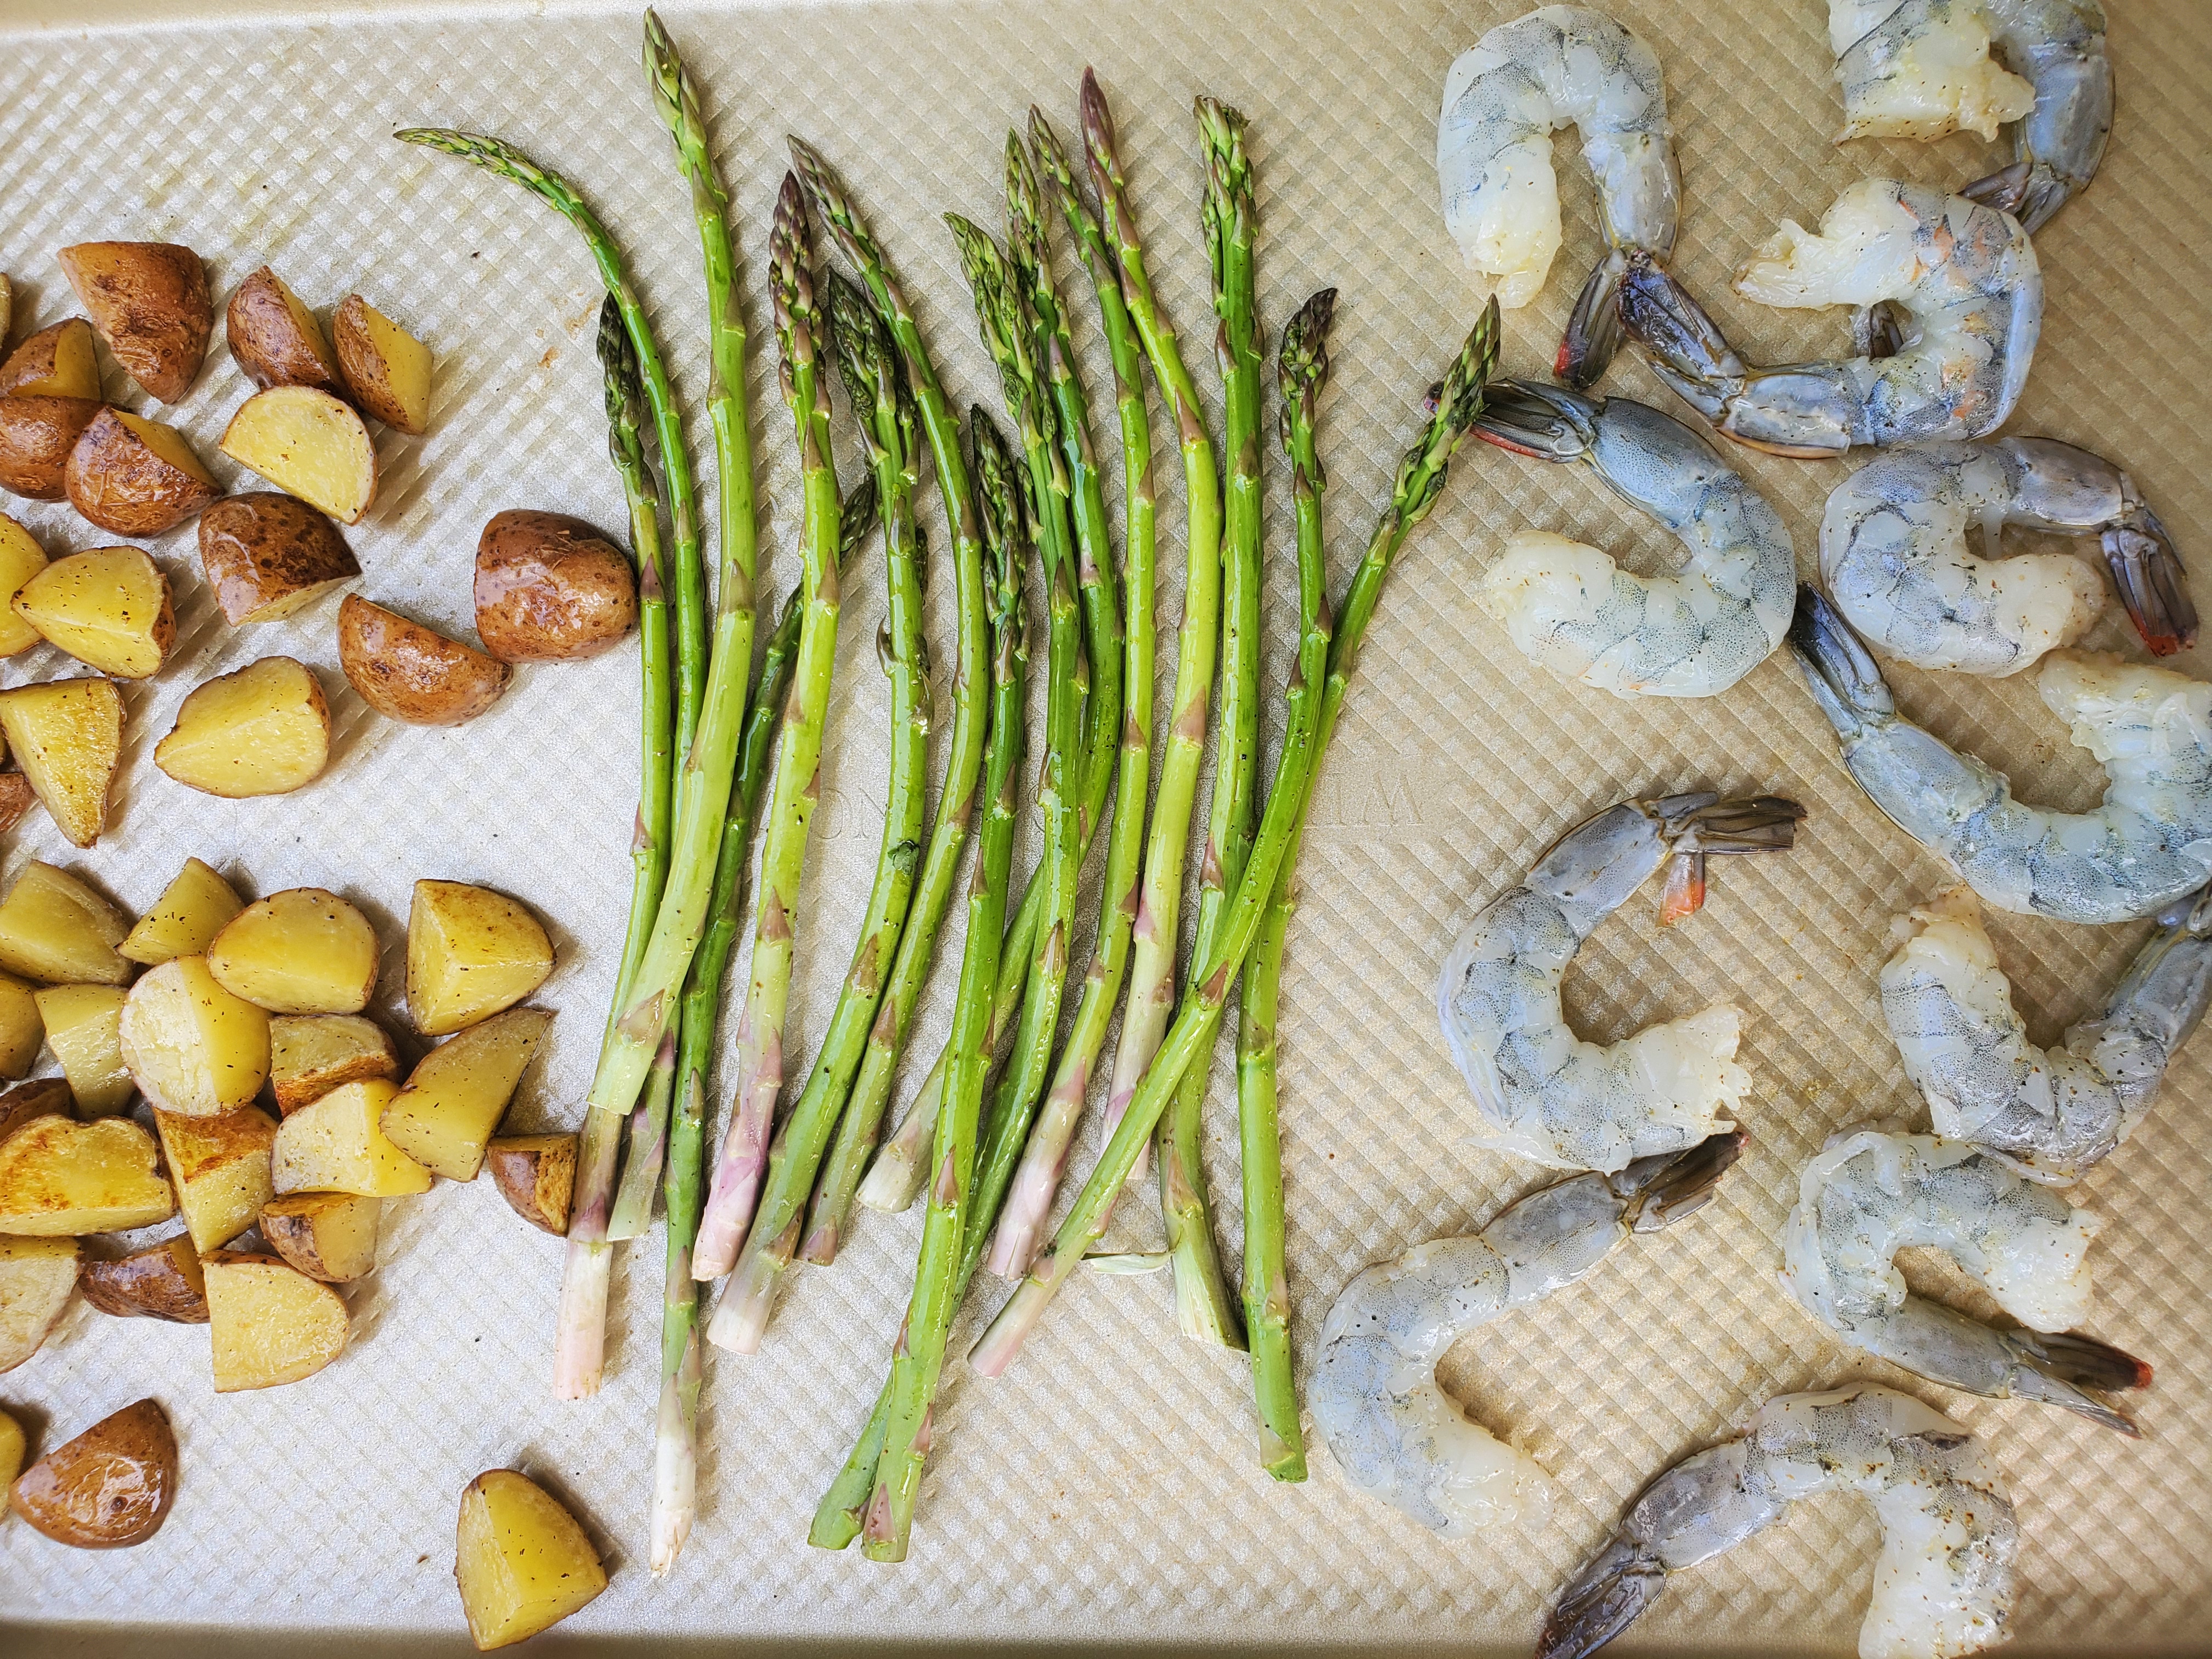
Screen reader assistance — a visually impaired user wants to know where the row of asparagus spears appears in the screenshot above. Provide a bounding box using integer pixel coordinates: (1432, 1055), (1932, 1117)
(399, 10), (1504, 1572)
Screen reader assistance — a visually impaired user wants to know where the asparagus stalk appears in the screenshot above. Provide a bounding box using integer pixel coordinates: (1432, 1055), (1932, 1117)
(692, 174), (844, 1280)
(1237, 289), (1336, 1482)
(969, 298), (1504, 1377)
(1158, 97), (1260, 1348)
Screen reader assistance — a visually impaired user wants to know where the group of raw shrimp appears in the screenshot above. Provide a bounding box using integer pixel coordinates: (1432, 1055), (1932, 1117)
(1315, 7), (2210, 1657)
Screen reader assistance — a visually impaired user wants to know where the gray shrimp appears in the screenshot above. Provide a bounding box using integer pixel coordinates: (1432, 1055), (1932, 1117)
(1791, 585), (2212, 926)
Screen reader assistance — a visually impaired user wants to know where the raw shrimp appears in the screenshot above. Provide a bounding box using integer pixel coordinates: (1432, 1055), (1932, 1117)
(1790, 585), (2212, 926)
(1782, 1125), (2149, 1432)
(1471, 379), (1796, 698)
(1883, 884), (2212, 1182)
(1963, 2), (2113, 232)
(1436, 792), (1803, 1172)
(1823, 437), (2197, 675)
(1618, 178), (2042, 457)
(1436, 5), (1678, 385)
(1536, 1384), (2017, 1659)
(1311, 1131), (1743, 1538)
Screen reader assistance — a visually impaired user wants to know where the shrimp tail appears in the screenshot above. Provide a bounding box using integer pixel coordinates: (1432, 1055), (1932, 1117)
(1788, 584), (1896, 741)
(1616, 250), (1743, 425)
(1558, 247), (1629, 390)
(2004, 1328), (2152, 1436)
(1654, 789), (1807, 855)
(1470, 376), (1601, 461)
(1617, 1127), (1747, 1232)
(1962, 158), (2079, 238)
(1534, 1532), (1665, 1659)
(2102, 503), (2199, 657)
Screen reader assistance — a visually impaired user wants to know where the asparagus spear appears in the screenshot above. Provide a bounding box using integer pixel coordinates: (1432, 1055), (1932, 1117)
(969, 298), (1504, 1378)
(692, 174), (844, 1280)
(1237, 288), (1336, 1482)
(707, 276), (930, 1351)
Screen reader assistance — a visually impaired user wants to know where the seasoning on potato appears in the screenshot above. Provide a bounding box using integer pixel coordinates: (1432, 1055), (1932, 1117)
(0, 394), (105, 501)
(332, 295), (433, 435)
(119, 955), (272, 1118)
(268, 1013), (399, 1115)
(0, 1234), (80, 1372)
(258, 1191), (380, 1283)
(474, 510), (638, 664)
(225, 266), (346, 396)
(156, 658), (332, 799)
(198, 492), (359, 624)
(207, 888), (378, 1014)
(484, 1133), (575, 1235)
(13, 544), (176, 678)
(78, 1235), (210, 1323)
(120, 857), (246, 966)
(154, 1105), (278, 1251)
(0, 318), (101, 401)
(338, 594), (510, 726)
(272, 1079), (431, 1197)
(59, 241), (212, 404)
(0, 861), (132, 985)
(219, 385), (377, 524)
(407, 880), (554, 1036)
(454, 1468), (609, 1650)
(0, 680), (125, 849)
(9, 1397), (178, 1547)
(382, 1007), (552, 1181)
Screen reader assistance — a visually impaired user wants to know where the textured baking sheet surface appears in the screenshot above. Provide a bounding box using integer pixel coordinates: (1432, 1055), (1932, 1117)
(1, 0), (2209, 1652)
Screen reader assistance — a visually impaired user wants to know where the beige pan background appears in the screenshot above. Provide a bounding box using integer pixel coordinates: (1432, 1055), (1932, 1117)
(1, 0), (2208, 1653)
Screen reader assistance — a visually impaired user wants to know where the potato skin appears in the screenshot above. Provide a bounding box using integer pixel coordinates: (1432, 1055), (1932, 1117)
(338, 595), (509, 726)
(0, 774), (37, 837)
(0, 396), (105, 501)
(59, 242), (212, 404)
(0, 319), (101, 401)
(64, 408), (218, 537)
(225, 267), (344, 396)
(79, 1236), (210, 1323)
(331, 296), (432, 436)
(0, 1078), (73, 1144)
(484, 1133), (575, 1235)
(9, 1397), (178, 1547)
(198, 494), (358, 625)
(473, 511), (637, 664)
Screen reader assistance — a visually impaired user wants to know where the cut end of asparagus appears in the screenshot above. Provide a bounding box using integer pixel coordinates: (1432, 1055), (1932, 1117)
(702, 1249), (780, 1355)
(551, 1238), (613, 1400)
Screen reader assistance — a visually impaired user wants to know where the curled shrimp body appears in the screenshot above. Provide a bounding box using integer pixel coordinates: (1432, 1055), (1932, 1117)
(1437, 5), (1678, 385)
(1311, 1132), (1742, 1538)
(1824, 437), (2197, 674)
(1883, 885), (2212, 1183)
(1792, 586), (2212, 926)
(1832, 1), (2036, 144)
(1620, 179), (2042, 458)
(1536, 1384), (2017, 1659)
(1782, 1126), (2149, 1432)
(1471, 380), (1796, 698)
(1437, 793), (1803, 1172)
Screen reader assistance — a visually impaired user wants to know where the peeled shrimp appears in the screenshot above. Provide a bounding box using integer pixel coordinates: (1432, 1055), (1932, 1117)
(1620, 178), (2041, 458)
(1436, 5), (1678, 385)
(1782, 1125), (2149, 1432)
(1536, 1384), (2017, 1659)
(1471, 380), (1796, 698)
(1824, 437), (2197, 675)
(1311, 1131), (1742, 1538)
(1883, 884), (2212, 1183)
(1436, 792), (1803, 1172)
(1791, 586), (2212, 926)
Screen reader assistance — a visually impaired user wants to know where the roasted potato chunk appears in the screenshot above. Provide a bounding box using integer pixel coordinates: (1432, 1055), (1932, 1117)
(272, 1078), (431, 1197)
(0, 1234), (79, 1370)
(0, 1079), (71, 1143)
(78, 1234), (208, 1322)
(119, 956), (272, 1117)
(0, 512), (50, 656)
(474, 511), (637, 664)
(337, 595), (510, 726)
(0, 1404), (21, 1495)
(59, 242), (211, 403)
(198, 493), (358, 624)
(121, 857), (245, 966)
(64, 407), (218, 537)
(10, 1397), (177, 1546)
(259, 1190), (380, 1282)
(204, 1250), (348, 1392)
(35, 985), (131, 1115)
(207, 888), (377, 1015)
(0, 680), (125, 849)
(0, 1114), (173, 1235)
(219, 385), (376, 524)
(382, 1008), (551, 1182)
(225, 267), (345, 396)
(154, 1105), (276, 1251)
(454, 1468), (608, 1650)
(332, 296), (433, 435)
(0, 976), (43, 1081)
(0, 862), (130, 983)
(13, 543), (176, 677)
(484, 1134), (574, 1235)
(155, 657), (331, 799)
(0, 318), (100, 401)
(268, 1013), (399, 1115)
(0, 394), (104, 501)
(407, 881), (553, 1037)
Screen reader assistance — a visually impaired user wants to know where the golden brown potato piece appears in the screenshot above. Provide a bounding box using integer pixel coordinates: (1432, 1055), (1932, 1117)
(10, 1397), (177, 1545)
(382, 1008), (551, 1182)
(0, 1078), (71, 1143)
(64, 407), (219, 537)
(0, 1234), (79, 1370)
(78, 1234), (208, 1322)
(0, 680), (123, 849)
(155, 658), (331, 799)
(484, 1134), (574, 1235)
(268, 1013), (399, 1115)
(0, 862), (130, 983)
(473, 511), (637, 664)
(219, 385), (376, 524)
(0, 394), (105, 501)
(198, 493), (358, 624)
(119, 955), (272, 1117)
(207, 889), (377, 1015)
(225, 267), (344, 396)
(154, 1105), (276, 1251)
(59, 241), (211, 403)
(0, 318), (100, 401)
(203, 1250), (348, 1392)
(454, 1468), (608, 1650)
(337, 595), (510, 726)
(121, 857), (245, 966)
(0, 976), (43, 1081)
(35, 985), (131, 1115)
(332, 296), (433, 436)
(0, 1404), (21, 1495)
(259, 1190), (379, 1283)
(407, 881), (553, 1037)
(0, 1114), (173, 1235)
(0, 512), (49, 656)
(272, 1078), (431, 1197)
(13, 543), (176, 677)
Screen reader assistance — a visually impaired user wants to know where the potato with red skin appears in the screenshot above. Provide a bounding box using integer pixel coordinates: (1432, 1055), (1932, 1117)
(484, 1133), (574, 1234)
(332, 296), (432, 435)
(10, 1398), (179, 1547)
(474, 511), (637, 664)
(64, 408), (219, 536)
(59, 241), (211, 403)
(0, 396), (104, 501)
(338, 595), (509, 726)
(199, 494), (358, 625)
(79, 1235), (209, 1323)
(0, 319), (101, 400)
(225, 267), (345, 396)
